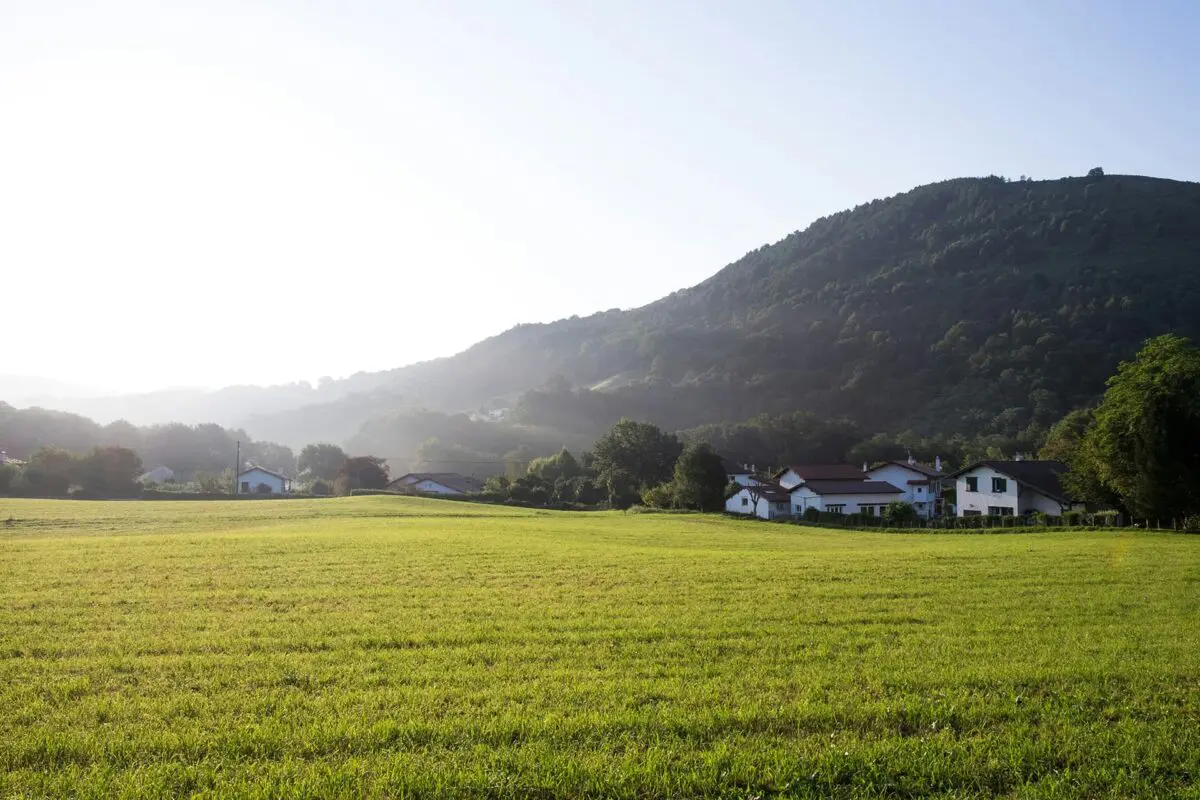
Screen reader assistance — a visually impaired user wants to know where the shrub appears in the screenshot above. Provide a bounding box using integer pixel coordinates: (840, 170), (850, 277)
(883, 501), (919, 525)
(310, 480), (332, 496)
(802, 507), (821, 523)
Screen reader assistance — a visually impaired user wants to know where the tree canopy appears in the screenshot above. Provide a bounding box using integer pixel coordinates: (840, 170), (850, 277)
(1065, 334), (1200, 520)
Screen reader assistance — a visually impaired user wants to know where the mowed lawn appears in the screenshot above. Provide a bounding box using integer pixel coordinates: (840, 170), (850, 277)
(0, 498), (1198, 798)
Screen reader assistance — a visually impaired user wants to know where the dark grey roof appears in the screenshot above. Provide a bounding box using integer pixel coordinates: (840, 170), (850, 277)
(390, 472), (485, 494)
(870, 460), (943, 478)
(948, 460), (1071, 502)
(776, 464), (867, 481)
(793, 479), (904, 496)
(734, 482), (790, 502)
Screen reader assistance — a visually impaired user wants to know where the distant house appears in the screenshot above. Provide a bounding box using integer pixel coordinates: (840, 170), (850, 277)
(776, 464), (868, 490)
(949, 460), (1079, 517)
(238, 466), (292, 495)
(138, 465), (176, 485)
(388, 472), (485, 496)
(866, 457), (945, 518)
(0, 450), (24, 467)
(789, 480), (905, 517)
(723, 459), (765, 488)
(725, 482), (793, 520)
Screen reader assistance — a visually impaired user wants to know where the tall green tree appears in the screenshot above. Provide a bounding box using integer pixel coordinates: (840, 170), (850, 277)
(335, 456), (390, 495)
(668, 443), (730, 511)
(297, 443), (347, 482)
(592, 419), (682, 508)
(526, 448), (582, 482)
(76, 446), (143, 496)
(1069, 334), (1200, 519)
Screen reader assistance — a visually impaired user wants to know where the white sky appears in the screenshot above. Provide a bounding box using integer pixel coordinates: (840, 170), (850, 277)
(3, 0), (1198, 392)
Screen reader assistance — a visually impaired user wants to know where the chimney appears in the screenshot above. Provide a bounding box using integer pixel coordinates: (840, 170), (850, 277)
(1014, 453), (1024, 462)
(862, 461), (868, 472)
(935, 455), (942, 472)
(907, 451), (915, 466)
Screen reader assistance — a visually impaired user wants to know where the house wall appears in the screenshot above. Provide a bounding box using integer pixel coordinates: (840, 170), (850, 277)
(413, 480), (462, 495)
(866, 464), (938, 518)
(725, 489), (789, 519)
(790, 488), (903, 516)
(240, 469), (285, 495)
(956, 467), (1018, 515)
(1019, 487), (1068, 515)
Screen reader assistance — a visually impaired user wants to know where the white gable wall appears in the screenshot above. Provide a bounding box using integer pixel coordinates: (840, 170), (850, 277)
(956, 466), (1016, 515)
(866, 463), (938, 518)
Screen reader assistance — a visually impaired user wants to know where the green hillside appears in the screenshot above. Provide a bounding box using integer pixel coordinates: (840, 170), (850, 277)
(324, 172), (1200, 455)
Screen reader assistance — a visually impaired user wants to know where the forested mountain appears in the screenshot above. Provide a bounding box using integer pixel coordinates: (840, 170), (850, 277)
(11, 172), (1200, 467)
(311, 172), (1200, 456)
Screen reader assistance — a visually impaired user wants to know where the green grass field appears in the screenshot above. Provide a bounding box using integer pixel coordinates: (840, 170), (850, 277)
(1, 497), (1198, 798)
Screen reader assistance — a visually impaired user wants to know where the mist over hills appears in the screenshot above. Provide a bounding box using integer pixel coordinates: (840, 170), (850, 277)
(12, 172), (1200, 466)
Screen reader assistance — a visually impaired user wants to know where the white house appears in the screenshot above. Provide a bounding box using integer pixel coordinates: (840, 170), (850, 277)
(725, 483), (793, 519)
(950, 460), (1078, 516)
(387, 472), (485, 496)
(866, 458), (944, 518)
(238, 466), (292, 495)
(138, 465), (176, 485)
(776, 464), (868, 490)
(789, 480), (905, 516)
(723, 460), (764, 488)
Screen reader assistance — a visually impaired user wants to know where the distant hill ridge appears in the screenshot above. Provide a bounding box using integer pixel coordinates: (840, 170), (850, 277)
(14, 172), (1200, 452)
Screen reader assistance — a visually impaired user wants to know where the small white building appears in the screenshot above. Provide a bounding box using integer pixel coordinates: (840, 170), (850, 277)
(950, 460), (1077, 516)
(866, 458), (945, 518)
(238, 466), (292, 495)
(138, 465), (176, 485)
(725, 483), (793, 519)
(387, 472), (485, 496)
(789, 480), (905, 516)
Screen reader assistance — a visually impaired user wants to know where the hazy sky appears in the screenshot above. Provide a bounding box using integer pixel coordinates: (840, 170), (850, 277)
(3, 0), (1198, 392)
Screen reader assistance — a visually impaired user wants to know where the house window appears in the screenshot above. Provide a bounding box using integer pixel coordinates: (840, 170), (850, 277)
(776, 503), (788, 511)
(741, 497), (748, 507)
(992, 477), (1008, 493)
(988, 506), (1014, 516)
(863, 505), (876, 516)
(965, 477), (978, 492)
(963, 509), (982, 516)
(827, 504), (845, 514)
(240, 481), (250, 493)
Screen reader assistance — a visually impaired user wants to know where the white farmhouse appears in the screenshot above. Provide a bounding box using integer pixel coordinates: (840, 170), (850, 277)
(789, 480), (905, 516)
(725, 483), (793, 519)
(866, 458), (944, 518)
(238, 466), (292, 495)
(949, 460), (1077, 516)
(387, 472), (485, 496)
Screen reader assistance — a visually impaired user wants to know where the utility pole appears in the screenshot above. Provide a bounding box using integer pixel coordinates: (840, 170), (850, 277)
(234, 440), (240, 496)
